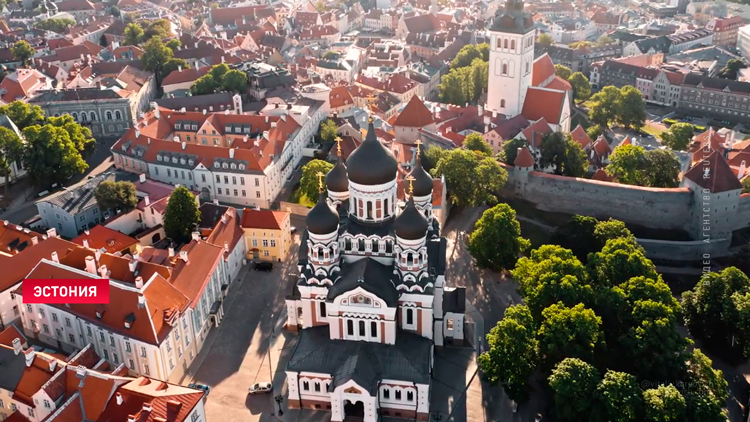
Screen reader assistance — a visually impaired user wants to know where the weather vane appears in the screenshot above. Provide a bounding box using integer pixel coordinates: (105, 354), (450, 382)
(406, 175), (415, 197)
(316, 171), (324, 193)
(335, 136), (342, 156)
(415, 139), (422, 159)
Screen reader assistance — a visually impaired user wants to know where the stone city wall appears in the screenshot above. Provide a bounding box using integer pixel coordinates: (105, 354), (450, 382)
(637, 237), (733, 261)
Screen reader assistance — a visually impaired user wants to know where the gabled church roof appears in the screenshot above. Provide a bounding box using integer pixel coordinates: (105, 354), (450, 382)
(326, 259), (399, 306)
(683, 150), (742, 193)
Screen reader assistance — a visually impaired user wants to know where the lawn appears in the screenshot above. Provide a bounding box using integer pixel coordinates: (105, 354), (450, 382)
(290, 186), (315, 207)
(641, 123), (664, 140)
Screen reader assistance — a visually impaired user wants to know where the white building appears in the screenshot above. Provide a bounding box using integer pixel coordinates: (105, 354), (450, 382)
(739, 24), (750, 60)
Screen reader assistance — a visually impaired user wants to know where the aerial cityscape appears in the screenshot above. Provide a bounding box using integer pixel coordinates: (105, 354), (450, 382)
(0, 0), (750, 420)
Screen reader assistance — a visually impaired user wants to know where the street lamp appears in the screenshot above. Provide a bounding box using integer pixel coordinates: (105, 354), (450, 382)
(274, 394), (284, 416)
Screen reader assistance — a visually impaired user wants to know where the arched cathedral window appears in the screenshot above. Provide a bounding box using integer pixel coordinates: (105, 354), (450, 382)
(511, 39), (516, 50)
(502, 63), (508, 75)
(384, 198), (389, 217)
(500, 99), (506, 108)
(358, 238), (365, 251)
(366, 201), (373, 220)
(386, 240), (393, 254)
(503, 38), (508, 49)
(345, 238), (352, 250)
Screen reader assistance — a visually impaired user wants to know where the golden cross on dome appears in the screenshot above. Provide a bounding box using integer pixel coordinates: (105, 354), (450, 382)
(405, 175), (415, 197)
(316, 171), (324, 193)
(415, 139), (423, 159)
(366, 93), (377, 122)
(335, 136), (342, 156)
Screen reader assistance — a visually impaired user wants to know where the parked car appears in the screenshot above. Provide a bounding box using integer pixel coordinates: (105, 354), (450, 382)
(254, 262), (273, 272)
(188, 384), (211, 396)
(248, 382), (273, 395)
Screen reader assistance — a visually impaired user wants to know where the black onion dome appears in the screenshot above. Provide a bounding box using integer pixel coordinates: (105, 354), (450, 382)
(346, 120), (398, 185)
(326, 158), (348, 193)
(306, 192), (339, 235)
(395, 197), (429, 240)
(410, 155), (433, 197)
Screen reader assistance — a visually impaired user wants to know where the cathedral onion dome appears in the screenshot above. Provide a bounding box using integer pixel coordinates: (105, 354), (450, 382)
(326, 157), (348, 193)
(346, 120), (398, 185)
(395, 197), (429, 240)
(409, 155), (433, 197)
(306, 192), (339, 235)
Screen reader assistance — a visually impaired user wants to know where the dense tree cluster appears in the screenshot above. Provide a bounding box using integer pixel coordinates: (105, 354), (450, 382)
(468, 204), (529, 271)
(660, 122), (694, 151)
(463, 133), (493, 156)
(191, 63), (248, 95)
(478, 233), (729, 422)
(299, 159), (334, 204)
(498, 132), (587, 177)
(34, 18), (75, 33)
(550, 215), (634, 262)
(11, 41), (35, 66)
(163, 186), (201, 244)
(431, 148), (507, 207)
(94, 181), (139, 211)
(438, 44), (490, 106)
(718, 59), (747, 80)
(606, 144), (681, 188)
(589, 86), (647, 130)
(123, 19), (171, 45)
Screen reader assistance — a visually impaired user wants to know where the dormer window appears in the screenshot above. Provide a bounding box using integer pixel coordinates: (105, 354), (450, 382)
(175, 123), (181, 130)
(188, 159), (194, 166)
(172, 157), (178, 163)
(180, 158), (186, 165)
(214, 162), (220, 168)
(230, 163), (236, 170)
(239, 164), (245, 170)
(124, 312), (135, 329)
(223, 163), (228, 169)
(157, 155), (162, 161)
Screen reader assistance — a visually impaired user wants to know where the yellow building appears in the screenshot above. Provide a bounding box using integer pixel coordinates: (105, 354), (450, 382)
(241, 209), (292, 262)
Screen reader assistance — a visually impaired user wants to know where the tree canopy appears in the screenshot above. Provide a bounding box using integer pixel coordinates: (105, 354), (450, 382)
(124, 23), (144, 46)
(554, 64), (572, 81)
(568, 72), (591, 102)
(539, 132), (588, 177)
(163, 186), (200, 244)
(589, 86), (646, 130)
(450, 43), (489, 69)
(549, 358), (601, 421)
(537, 33), (554, 46)
(432, 149), (507, 206)
(141, 37), (174, 81)
(743, 177), (750, 194)
(22, 124), (88, 186)
(463, 133), (493, 156)
(319, 119), (338, 148)
(468, 203), (529, 271)
(34, 17), (75, 33)
(718, 58), (747, 80)
(439, 58), (488, 106)
(660, 122), (694, 151)
(500, 137), (529, 166)
(191, 64), (249, 95)
(606, 144), (680, 188)
(94, 180), (138, 211)
(299, 159), (334, 204)
(0, 126), (24, 195)
(0, 101), (45, 129)
(11, 41), (35, 66)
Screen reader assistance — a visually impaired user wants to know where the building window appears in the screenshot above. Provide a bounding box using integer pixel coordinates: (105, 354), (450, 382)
(314, 382), (321, 392)
(500, 99), (505, 108)
(242, 190), (246, 197)
(270, 240), (276, 247)
(129, 359), (135, 369)
(255, 178), (259, 187)
(218, 188), (222, 194)
(52, 313), (58, 322)
(144, 365), (150, 375)
(347, 320), (354, 336)
(141, 347), (147, 357)
(234, 189), (238, 196)
(395, 391), (401, 400)
(447, 319), (454, 330)
(371, 321), (377, 337)
(263, 239), (269, 247)
(359, 320), (365, 336)
(303, 381), (310, 391)
(28, 408), (34, 418)
(256, 191), (261, 198)
(319, 302), (326, 318)
(407, 391), (414, 402)
(502, 63), (508, 75)
(406, 309), (414, 325)
(69, 333), (75, 342)
(383, 389), (390, 399)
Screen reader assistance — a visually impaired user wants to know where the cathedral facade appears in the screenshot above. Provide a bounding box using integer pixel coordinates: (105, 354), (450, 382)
(284, 118), (466, 422)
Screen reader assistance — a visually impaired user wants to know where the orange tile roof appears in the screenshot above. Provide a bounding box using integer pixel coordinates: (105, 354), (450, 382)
(240, 209), (289, 230)
(0, 237), (79, 294)
(169, 240), (224, 307)
(59, 248), (172, 285)
(3, 412), (31, 422)
(522, 87), (567, 125)
(25, 261), (188, 344)
(689, 128), (726, 165)
(545, 75), (572, 91)
(520, 117), (553, 148)
(72, 225), (138, 254)
(0, 324), (26, 347)
(393, 95), (435, 128)
(98, 377), (204, 422)
(78, 372), (126, 420)
(330, 86), (355, 110)
(570, 124), (592, 149)
(514, 146), (535, 167)
(161, 66), (210, 86)
(14, 351), (66, 406)
(53, 393), (84, 422)
(684, 150), (743, 193)
(592, 168), (615, 182)
(0, 221), (39, 255)
(532, 53), (556, 87)
(593, 138), (611, 157)
(202, 207), (244, 260)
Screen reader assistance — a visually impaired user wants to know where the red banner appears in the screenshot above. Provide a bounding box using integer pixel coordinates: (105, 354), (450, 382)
(22, 279), (110, 304)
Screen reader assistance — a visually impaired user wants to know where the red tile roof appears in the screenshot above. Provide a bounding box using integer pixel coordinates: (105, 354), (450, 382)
(169, 240), (224, 307)
(98, 377), (204, 422)
(514, 146), (535, 167)
(684, 150), (743, 193)
(0, 237), (79, 294)
(72, 225), (138, 254)
(545, 75), (572, 92)
(570, 124), (591, 149)
(0, 324), (26, 347)
(592, 168), (614, 182)
(161, 66), (210, 86)
(522, 87), (567, 125)
(520, 117), (553, 148)
(532, 53), (556, 87)
(393, 95), (435, 128)
(240, 209), (289, 230)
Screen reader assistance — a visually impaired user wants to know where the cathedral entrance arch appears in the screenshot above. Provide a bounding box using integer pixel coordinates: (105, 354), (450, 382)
(344, 400), (364, 419)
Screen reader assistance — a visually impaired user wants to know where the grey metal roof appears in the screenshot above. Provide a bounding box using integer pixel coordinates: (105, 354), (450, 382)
(0, 346), (26, 392)
(287, 326), (432, 392)
(37, 173), (116, 214)
(443, 287), (466, 313)
(327, 259), (399, 307)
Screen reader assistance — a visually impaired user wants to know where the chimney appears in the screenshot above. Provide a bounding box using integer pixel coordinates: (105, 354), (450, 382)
(46, 228), (57, 238)
(127, 415), (136, 422)
(221, 55), (226, 63)
(129, 259), (138, 273)
(213, 199), (219, 204)
(135, 129), (140, 138)
(229, 148), (235, 158)
(116, 393), (123, 405)
(144, 195), (150, 206)
(168, 247), (175, 257)
(265, 116), (269, 123)
(99, 265), (109, 279)
(83, 239), (89, 249)
(224, 241), (229, 252)
(192, 231), (201, 241)
(49, 360), (57, 372)
(12, 338), (22, 355)
(135, 276), (144, 289)
(178, 65), (182, 72)
(138, 295), (145, 308)
(25, 349), (35, 367)
(31, 236), (38, 246)
(95, 249), (102, 262)
(51, 251), (59, 263)
(139, 173), (146, 183)
(202, 109), (207, 115)
(151, 103), (159, 119)
(182, 142), (186, 150)
(142, 403), (153, 413)
(85, 256), (97, 274)
(221, 214), (228, 224)
(180, 251), (188, 263)
(166, 400), (182, 414)
(739, 160), (747, 179)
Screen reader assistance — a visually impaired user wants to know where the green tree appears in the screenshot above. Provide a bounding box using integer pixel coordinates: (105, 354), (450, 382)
(682, 267), (750, 356)
(643, 385), (686, 422)
(299, 159), (334, 204)
(568, 41), (592, 49)
(48, 114), (94, 154)
(538, 303), (603, 368)
(617, 86), (647, 130)
(163, 186), (200, 244)
(191, 74), (217, 95)
(595, 371), (644, 422)
(596, 34), (615, 46)
(432, 149), (507, 206)
(606, 143), (646, 185)
(162, 58), (189, 77)
(587, 237), (657, 288)
(220, 69), (248, 93)
(586, 124), (605, 141)
(319, 119), (338, 146)
(422, 145), (446, 172)
(438, 71), (465, 105)
(550, 215), (600, 262)
(11, 40), (35, 66)
(718, 58), (747, 80)
(594, 218), (635, 245)
(141, 37), (174, 82)
(643, 149), (681, 188)
(539, 132), (587, 177)
(548, 358), (601, 422)
(660, 122), (694, 151)
(0, 127), (24, 196)
(568, 72), (591, 102)
(0, 101), (45, 129)
(143, 19), (171, 39)
(478, 305), (538, 402)
(683, 349), (728, 422)
(210, 63), (230, 80)
(589, 86), (622, 128)
(124, 23), (144, 45)
(34, 18), (75, 33)
(468, 203), (529, 271)
(554, 64), (572, 80)
(165, 39), (181, 51)
(450, 43), (489, 69)
(500, 137), (529, 165)
(22, 124), (88, 186)
(537, 33), (554, 46)
(463, 133), (492, 156)
(741, 177), (750, 194)
(110, 5), (120, 17)
(94, 180), (138, 211)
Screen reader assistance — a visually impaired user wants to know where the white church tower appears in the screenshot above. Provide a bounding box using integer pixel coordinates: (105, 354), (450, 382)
(486, 0), (536, 117)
